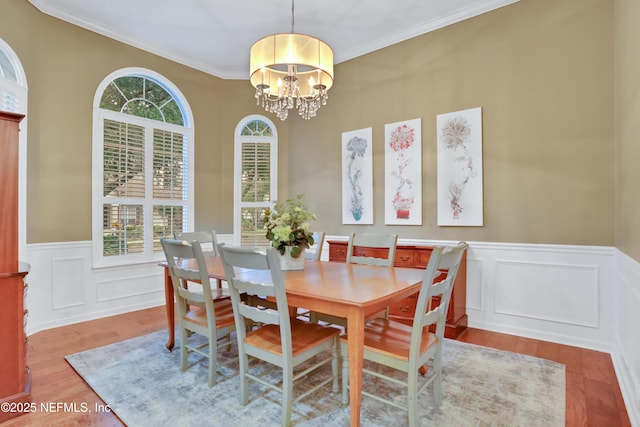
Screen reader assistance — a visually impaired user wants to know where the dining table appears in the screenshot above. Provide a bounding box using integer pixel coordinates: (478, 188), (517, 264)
(160, 256), (425, 427)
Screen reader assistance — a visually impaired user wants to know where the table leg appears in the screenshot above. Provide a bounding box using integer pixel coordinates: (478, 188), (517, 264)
(347, 308), (365, 427)
(164, 268), (175, 351)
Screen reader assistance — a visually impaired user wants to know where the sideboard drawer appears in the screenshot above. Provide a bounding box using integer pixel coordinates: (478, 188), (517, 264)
(388, 294), (418, 320)
(415, 247), (434, 268)
(395, 249), (416, 267)
(328, 243), (348, 262)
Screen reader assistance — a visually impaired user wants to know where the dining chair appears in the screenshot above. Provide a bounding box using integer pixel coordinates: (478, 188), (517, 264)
(310, 232), (398, 326)
(339, 241), (468, 427)
(160, 238), (236, 387)
(305, 231), (326, 261)
(218, 244), (341, 427)
(174, 230), (227, 298)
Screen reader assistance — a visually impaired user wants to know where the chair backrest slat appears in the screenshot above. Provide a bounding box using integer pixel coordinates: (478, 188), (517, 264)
(233, 279), (276, 297)
(237, 303), (280, 326)
(176, 287), (207, 304)
(349, 255), (393, 267)
(175, 230), (219, 256)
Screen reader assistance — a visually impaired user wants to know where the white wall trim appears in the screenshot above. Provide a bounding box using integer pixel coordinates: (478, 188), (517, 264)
(612, 249), (640, 426)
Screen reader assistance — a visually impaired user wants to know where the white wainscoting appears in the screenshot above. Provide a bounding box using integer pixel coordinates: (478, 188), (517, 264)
(23, 234), (237, 336)
(23, 236), (638, 424)
(613, 249), (640, 426)
(462, 241), (616, 352)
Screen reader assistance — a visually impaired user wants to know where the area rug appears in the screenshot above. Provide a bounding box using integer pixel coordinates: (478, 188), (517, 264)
(65, 330), (565, 426)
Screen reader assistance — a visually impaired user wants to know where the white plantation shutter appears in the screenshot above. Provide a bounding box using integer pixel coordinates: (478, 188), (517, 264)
(153, 129), (186, 200)
(240, 142), (271, 246)
(241, 142), (270, 202)
(152, 129), (188, 252)
(235, 117), (277, 247)
(103, 120), (145, 198)
(93, 70), (193, 266)
(101, 119), (146, 256)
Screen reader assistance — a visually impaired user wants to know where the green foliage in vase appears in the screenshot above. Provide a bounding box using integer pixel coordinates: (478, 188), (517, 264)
(263, 194), (317, 258)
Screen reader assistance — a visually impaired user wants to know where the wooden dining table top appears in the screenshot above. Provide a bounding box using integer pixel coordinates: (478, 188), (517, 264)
(162, 256), (424, 310)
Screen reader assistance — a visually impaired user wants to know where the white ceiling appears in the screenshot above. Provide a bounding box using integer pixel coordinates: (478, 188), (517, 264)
(28, 0), (518, 80)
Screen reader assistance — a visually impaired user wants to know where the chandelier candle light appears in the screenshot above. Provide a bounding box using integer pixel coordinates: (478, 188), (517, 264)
(249, 0), (334, 120)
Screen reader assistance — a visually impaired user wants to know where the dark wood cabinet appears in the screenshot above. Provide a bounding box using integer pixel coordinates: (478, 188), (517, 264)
(0, 111), (30, 423)
(328, 240), (467, 338)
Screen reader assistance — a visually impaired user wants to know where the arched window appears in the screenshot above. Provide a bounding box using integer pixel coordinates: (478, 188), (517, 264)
(0, 39), (28, 259)
(92, 68), (194, 267)
(234, 115), (277, 246)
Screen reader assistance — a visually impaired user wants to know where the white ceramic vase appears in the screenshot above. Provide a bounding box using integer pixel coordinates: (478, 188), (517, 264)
(278, 246), (305, 271)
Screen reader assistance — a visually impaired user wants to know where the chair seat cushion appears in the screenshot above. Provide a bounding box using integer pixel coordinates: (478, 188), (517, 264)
(183, 298), (235, 329)
(341, 318), (438, 361)
(245, 319), (340, 356)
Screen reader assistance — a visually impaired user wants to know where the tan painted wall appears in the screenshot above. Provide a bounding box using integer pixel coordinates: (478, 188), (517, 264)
(614, 0), (640, 262)
(288, 0), (614, 246)
(0, 0), (616, 247)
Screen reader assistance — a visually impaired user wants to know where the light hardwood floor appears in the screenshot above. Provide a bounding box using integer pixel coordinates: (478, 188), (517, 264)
(0, 306), (631, 426)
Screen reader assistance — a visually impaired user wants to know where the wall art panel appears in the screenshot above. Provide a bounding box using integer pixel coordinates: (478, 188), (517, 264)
(384, 118), (422, 225)
(342, 127), (373, 224)
(437, 107), (483, 226)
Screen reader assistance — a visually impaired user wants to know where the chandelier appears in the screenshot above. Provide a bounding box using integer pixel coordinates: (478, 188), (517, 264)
(249, 0), (334, 120)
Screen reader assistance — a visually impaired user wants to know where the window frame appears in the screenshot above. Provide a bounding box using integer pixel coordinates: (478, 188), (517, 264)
(92, 68), (194, 268)
(233, 115), (278, 246)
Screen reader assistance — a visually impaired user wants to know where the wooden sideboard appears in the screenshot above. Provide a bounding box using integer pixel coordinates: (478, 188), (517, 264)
(327, 240), (467, 338)
(0, 111), (30, 423)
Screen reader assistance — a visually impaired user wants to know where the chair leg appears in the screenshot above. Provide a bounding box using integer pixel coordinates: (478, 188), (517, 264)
(208, 331), (216, 387)
(407, 369), (418, 427)
(331, 337), (339, 394)
(180, 327), (188, 372)
(340, 343), (349, 405)
(433, 350), (443, 405)
(281, 367), (293, 427)
(239, 354), (249, 406)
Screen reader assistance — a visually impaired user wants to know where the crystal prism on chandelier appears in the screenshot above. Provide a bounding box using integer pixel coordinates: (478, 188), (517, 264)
(249, 0), (334, 120)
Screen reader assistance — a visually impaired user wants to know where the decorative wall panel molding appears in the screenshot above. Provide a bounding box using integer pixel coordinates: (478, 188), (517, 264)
(95, 271), (164, 302)
(465, 256), (483, 311)
(494, 259), (599, 327)
(51, 256), (86, 310)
